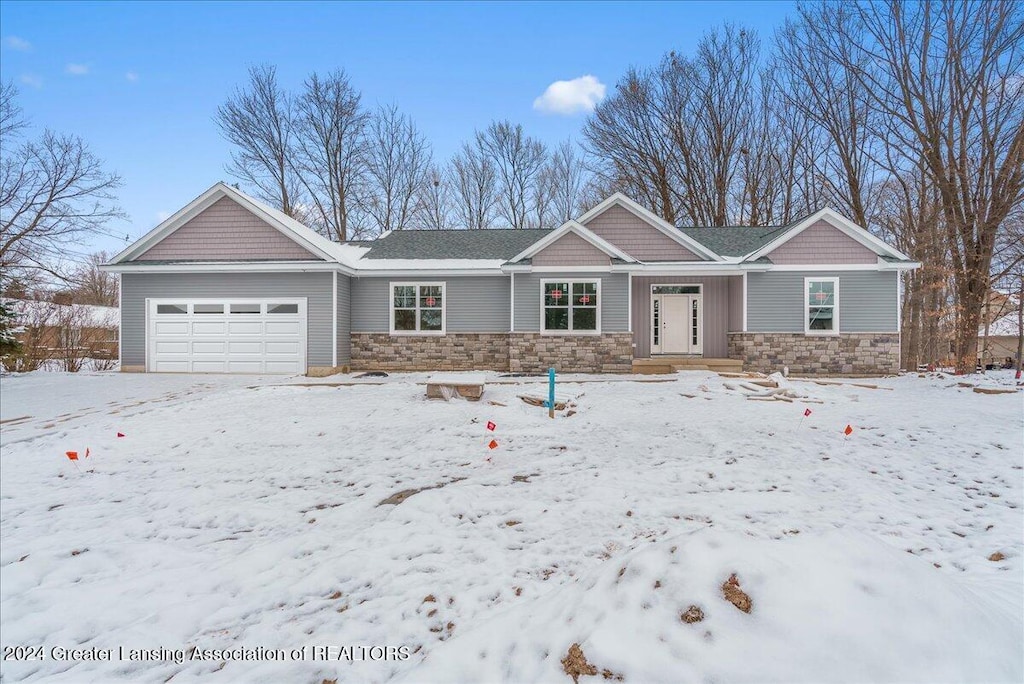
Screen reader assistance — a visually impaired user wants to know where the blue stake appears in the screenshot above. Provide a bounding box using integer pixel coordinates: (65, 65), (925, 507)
(547, 367), (556, 419)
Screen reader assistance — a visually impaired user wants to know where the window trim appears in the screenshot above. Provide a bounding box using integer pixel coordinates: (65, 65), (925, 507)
(804, 277), (840, 336)
(539, 278), (602, 335)
(389, 281), (446, 336)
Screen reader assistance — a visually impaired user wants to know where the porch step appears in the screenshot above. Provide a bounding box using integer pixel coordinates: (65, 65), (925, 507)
(632, 357), (744, 375)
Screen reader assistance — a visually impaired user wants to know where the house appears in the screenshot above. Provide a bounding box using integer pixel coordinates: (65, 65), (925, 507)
(978, 312), (1022, 368)
(4, 298), (119, 360)
(101, 182), (919, 376)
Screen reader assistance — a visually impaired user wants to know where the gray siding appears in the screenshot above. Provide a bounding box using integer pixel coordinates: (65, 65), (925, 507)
(121, 272), (334, 368)
(513, 272), (629, 332)
(136, 197), (320, 262)
(336, 274), (351, 365)
(747, 270), (898, 333)
(532, 231), (611, 266)
(767, 220), (877, 265)
(351, 276), (511, 333)
(582, 204), (702, 261)
(631, 276), (732, 358)
(727, 275), (744, 332)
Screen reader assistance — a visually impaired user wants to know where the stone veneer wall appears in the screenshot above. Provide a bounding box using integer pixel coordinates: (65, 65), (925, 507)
(728, 332), (900, 376)
(350, 333), (510, 371)
(508, 332), (633, 374)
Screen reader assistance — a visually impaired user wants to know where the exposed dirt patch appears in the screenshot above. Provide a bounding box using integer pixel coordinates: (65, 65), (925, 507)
(561, 643), (598, 683)
(681, 605), (705, 623)
(513, 473), (540, 483)
(505, 520), (521, 527)
(70, 548), (88, 557)
(379, 478), (466, 506)
(989, 551), (1006, 561)
(601, 669), (625, 681)
(328, 591), (343, 600)
(423, 594), (436, 603)
(722, 573), (752, 613)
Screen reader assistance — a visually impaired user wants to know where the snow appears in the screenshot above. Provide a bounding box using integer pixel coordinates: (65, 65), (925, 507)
(3, 299), (119, 330)
(982, 313), (1022, 338)
(0, 370), (1021, 682)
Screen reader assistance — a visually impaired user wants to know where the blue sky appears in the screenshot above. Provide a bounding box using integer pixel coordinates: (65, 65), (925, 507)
(0, 0), (794, 257)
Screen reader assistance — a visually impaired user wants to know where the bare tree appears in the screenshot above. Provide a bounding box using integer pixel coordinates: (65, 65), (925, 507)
(548, 141), (586, 223)
(364, 105), (432, 232)
(449, 141), (499, 229)
(293, 70), (368, 241)
(477, 121), (547, 229)
(1, 119), (123, 276)
(1, 80), (27, 141)
(216, 65), (301, 217)
(413, 165), (454, 230)
(70, 251), (119, 306)
(847, 0), (1024, 373)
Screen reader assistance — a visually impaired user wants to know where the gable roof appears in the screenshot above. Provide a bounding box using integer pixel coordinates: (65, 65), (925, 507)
(363, 228), (552, 260)
(108, 182), (361, 268)
(576, 193), (721, 261)
(509, 220), (638, 264)
(746, 208), (911, 262)
(676, 224), (793, 258)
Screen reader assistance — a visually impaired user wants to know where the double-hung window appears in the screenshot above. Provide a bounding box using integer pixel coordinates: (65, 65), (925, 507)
(391, 283), (445, 334)
(542, 280), (600, 334)
(805, 277), (839, 335)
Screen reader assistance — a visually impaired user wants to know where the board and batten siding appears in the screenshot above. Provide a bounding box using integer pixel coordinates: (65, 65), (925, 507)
(631, 276), (732, 358)
(746, 270), (898, 333)
(336, 274), (351, 365)
(135, 197), (320, 262)
(513, 272), (629, 332)
(121, 272), (334, 368)
(351, 276), (510, 333)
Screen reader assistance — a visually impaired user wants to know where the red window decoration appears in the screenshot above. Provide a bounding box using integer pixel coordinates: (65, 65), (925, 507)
(814, 291), (830, 301)
(551, 289), (563, 302)
(579, 294), (591, 304)
(425, 296), (436, 307)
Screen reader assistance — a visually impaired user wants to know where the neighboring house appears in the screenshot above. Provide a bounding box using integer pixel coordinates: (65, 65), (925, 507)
(978, 312), (1023, 367)
(101, 182), (919, 376)
(5, 299), (119, 359)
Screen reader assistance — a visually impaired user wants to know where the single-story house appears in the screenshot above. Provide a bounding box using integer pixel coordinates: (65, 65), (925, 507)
(101, 182), (919, 376)
(4, 298), (119, 359)
(978, 312), (1022, 367)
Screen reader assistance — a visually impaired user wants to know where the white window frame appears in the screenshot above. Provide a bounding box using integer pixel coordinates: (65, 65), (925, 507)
(539, 278), (602, 335)
(804, 277), (840, 336)
(389, 281), (446, 336)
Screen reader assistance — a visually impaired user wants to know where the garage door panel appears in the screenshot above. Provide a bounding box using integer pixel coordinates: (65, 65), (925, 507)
(192, 321), (227, 335)
(155, 321), (189, 335)
(265, 320), (300, 335)
(155, 341), (189, 354)
(149, 299), (306, 375)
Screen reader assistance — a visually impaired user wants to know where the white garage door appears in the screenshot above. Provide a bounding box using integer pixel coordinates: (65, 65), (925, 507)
(147, 299), (307, 374)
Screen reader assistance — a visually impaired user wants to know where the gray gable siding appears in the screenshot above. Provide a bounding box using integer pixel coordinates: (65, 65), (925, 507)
(532, 231), (611, 266)
(351, 276), (510, 333)
(747, 270), (898, 333)
(766, 220), (878, 264)
(120, 272), (334, 368)
(582, 204), (702, 261)
(513, 272), (629, 332)
(135, 197), (321, 262)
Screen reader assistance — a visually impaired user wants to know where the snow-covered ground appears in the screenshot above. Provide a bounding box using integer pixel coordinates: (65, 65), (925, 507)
(0, 369), (1021, 683)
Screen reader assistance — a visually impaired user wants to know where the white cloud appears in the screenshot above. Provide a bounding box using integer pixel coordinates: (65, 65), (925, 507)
(66, 63), (89, 76)
(4, 36), (31, 51)
(19, 73), (42, 89)
(125, 71), (139, 82)
(533, 75), (606, 115)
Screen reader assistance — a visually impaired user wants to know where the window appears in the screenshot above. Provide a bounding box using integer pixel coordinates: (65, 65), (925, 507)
(652, 285), (700, 295)
(230, 303), (261, 314)
(193, 304), (224, 314)
(391, 283), (445, 334)
(156, 304), (187, 314)
(805, 278), (839, 335)
(542, 280), (599, 333)
(268, 303), (298, 314)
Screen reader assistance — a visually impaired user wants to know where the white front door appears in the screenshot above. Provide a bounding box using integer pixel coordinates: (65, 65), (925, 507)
(147, 299), (307, 374)
(652, 292), (703, 355)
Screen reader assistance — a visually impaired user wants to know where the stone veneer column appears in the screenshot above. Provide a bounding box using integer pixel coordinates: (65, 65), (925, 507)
(727, 332), (900, 376)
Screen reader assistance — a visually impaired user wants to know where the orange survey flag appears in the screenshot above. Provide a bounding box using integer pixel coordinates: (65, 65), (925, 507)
(65, 451), (78, 461)
(844, 425), (853, 436)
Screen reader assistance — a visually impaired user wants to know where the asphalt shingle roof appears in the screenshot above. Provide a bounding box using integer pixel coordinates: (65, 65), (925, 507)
(362, 229), (553, 260)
